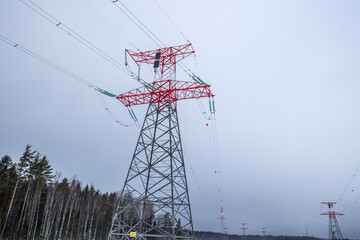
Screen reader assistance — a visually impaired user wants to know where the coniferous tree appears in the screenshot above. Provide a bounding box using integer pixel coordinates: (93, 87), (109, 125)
(0, 155), (16, 237)
(15, 145), (37, 239)
(27, 153), (54, 240)
(1, 145), (36, 240)
(0, 145), (122, 240)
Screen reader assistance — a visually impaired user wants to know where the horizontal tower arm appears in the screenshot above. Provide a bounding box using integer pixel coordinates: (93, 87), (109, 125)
(117, 80), (214, 107)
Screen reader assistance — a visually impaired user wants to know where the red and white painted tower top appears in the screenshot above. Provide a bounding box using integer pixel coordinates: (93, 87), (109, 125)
(118, 43), (214, 109)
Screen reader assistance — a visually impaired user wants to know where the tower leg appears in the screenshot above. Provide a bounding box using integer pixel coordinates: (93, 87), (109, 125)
(109, 101), (194, 240)
(329, 216), (343, 240)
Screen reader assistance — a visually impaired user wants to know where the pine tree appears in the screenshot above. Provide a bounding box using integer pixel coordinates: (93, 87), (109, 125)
(1, 145), (122, 240)
(0, 155), (16, 236)
(15, 145), (37, 239)
(19, 144), (37, 180)
(27, 153), (54, 240)
(0, 144), (36, 240)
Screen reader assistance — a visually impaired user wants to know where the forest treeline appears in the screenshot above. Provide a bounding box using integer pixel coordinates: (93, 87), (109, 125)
(0, 145), (118, 240)
(1, 145), (326, 240)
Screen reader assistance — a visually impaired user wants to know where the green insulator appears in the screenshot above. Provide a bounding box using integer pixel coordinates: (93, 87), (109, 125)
(131, 109), (137, 121)
(128, 109), (134, 120)
(101, 90), (117, 98)
(145, 83), (157, 91)
(125, 50), (128, 66)
(196, 77), (206, 85)
(192, 76), (201, 85)
(145, 83), (152, 90)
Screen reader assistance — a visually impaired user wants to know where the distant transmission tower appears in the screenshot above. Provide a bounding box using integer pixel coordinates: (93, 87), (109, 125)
(240, 223), (248, 240)
(108, 44), (214, 239)
(217, 209), (226, 240)
(224, 227), (229, 240)
(261, 227), (267, 240)
(320, 202), (343, 240)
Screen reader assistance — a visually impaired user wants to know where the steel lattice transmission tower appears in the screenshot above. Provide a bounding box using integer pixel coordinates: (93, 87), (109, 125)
(217, 206), (226, 240)
(320, 202), (344, 240)
(108, 43), (214, 240)
(261, 227), (267, 240)
(240, 223), (248, 240)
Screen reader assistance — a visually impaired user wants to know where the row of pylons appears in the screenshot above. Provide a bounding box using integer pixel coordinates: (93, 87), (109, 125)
(218, 201), (343, 240)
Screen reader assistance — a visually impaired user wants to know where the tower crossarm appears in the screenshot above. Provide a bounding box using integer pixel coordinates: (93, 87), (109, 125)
(321, 211), (344, 217)
(126, 43), (195, 77)
(126, 43), (194, 66)
(117, 80), (214, 108)
(321, 202), (337, 208)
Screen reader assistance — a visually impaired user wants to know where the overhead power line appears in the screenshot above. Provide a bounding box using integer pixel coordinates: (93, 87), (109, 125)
(111, 0), (165, 48)
(18, 0), (155, 89)
(151, 0), (190, 43)
(0, 34), (132, 127)
(80, 0), (140, 52)
(149, 0), (202, 77)
(0, 34), (97, 90)
(18, 0), (125, 71)
(337, 161), (360, 202)
(109, 0), (199, 79)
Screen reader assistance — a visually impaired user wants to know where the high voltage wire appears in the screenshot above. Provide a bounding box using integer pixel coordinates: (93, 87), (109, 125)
(182, 140), (215, 219)
(109, 0), (199, 79)
(151, 0), (202, 77)
(340, 196), (360, 213)
(337, 160), (360, 202)
(95, 91), (135, 127)
(18, 0), (125, 71)
(151, 0), (190, 43)
(147, 0), (202, 79)
(0, 34), (133, 127)
(147, 0), (201, 77)
(80, 0), (140, 52)
(196, 98), (211, 120)
(19, 0), (201, 91)
(110, 0), (164, 48)
(81, 0), (200, 87)
(0, 34), (96, 90)
(335, 136), (360, 203)
(18, 0), (154, 89)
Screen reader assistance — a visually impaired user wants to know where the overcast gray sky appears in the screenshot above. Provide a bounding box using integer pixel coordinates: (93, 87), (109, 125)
(1, 0), (360, 238)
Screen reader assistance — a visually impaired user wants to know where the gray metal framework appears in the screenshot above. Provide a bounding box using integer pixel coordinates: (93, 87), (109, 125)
(108, 100), (194, 240)
(328, 215), (343, 240)
(320, 202), (343, 240)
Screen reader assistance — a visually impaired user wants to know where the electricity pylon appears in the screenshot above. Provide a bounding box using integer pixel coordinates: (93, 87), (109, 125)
(262, 227), (266, 240)
(217, 206), (226, 240)
(320, 202), (343, 240)
(240, 223), (248, 240)
(108, 43), (214, 240)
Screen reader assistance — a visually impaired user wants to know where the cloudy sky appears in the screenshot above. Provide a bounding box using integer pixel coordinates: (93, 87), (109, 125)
(1, 0), (360, 238)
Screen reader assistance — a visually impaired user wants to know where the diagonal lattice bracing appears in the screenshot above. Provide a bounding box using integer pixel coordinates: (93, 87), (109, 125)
(109, 101), (193, 240)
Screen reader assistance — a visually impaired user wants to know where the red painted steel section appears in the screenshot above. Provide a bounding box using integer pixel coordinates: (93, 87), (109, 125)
(119, 43), (214, 108)
(126, 43), (194, 76)
(117, 80), (214, 108)
(321, 202), (336, 208)
(321, 211), (344, 218)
